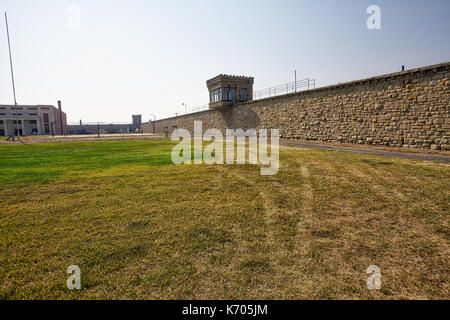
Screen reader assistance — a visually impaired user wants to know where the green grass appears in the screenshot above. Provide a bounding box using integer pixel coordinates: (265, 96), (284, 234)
(0, 139), (448, 299)
(0, 140), (173, 185)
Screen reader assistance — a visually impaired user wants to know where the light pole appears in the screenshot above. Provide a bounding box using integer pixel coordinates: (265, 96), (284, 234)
(5, 12), (19, 141)
(150, 114), (156, 121)
(182, 103), (187, 114)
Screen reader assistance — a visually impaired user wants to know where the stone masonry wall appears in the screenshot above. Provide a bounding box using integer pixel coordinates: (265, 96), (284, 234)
(142, 62), (450, 150)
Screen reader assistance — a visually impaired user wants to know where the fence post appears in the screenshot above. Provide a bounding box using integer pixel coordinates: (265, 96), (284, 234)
(295, 70), (297, 92)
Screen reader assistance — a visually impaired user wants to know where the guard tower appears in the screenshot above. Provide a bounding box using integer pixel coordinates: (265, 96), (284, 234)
(132, 114), (142, 130)
(206, 75), (254, 109)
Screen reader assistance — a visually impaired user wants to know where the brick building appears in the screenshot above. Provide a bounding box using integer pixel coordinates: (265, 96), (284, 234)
(0, 102), (67, 136)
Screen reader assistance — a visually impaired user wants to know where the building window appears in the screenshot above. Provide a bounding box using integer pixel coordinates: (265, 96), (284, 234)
(44, 114), (50, 134)
(0, 120), (3, 124)
(29, 120), (37, 124)
(222, 87), (236, 102)
(210, 89), (220, 103)
(240, 88), (248, 102)
(229, 88), (236, 103)
(210, 87), (237, 103)
(221, 87), (229, 101)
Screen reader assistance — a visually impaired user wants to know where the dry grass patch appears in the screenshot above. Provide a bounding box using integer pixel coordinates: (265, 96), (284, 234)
(0, 140), (448, 299)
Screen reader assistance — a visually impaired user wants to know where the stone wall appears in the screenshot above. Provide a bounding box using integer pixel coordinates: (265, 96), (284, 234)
(142, 62), (450, 150)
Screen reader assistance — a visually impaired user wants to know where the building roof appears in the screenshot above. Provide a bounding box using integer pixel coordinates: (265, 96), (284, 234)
(0, 104), (56, 108)
(206, 74), (254, 86)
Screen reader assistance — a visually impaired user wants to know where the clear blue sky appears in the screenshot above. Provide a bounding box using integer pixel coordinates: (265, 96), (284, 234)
(1, 0), (449, 123)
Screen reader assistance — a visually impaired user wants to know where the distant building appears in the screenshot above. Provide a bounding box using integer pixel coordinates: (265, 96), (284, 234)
(0, 102), (67, 136)
(67, 115), (143, 135)
(206, 74), (254, 109)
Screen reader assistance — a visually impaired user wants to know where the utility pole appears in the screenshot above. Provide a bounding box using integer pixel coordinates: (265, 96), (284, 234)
(294, 70), (297, 92)
(97, 123), (100, 138)
(5, 12), (19, 141)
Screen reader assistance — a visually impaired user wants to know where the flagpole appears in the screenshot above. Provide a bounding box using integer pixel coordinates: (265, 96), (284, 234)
(5, 12), (20, 140)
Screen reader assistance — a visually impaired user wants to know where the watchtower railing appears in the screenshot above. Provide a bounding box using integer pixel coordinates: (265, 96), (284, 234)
(253, 78), (315, 100)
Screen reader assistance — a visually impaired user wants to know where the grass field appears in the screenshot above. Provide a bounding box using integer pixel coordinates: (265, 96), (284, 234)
(0, 139), (448, 299)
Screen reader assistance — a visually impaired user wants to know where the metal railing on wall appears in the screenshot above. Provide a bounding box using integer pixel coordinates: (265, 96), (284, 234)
(188, 104), (209, 114)
(253, 78), (315, 100)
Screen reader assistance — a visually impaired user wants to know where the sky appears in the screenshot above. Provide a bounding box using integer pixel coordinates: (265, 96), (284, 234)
(0, 0), (449, 123)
